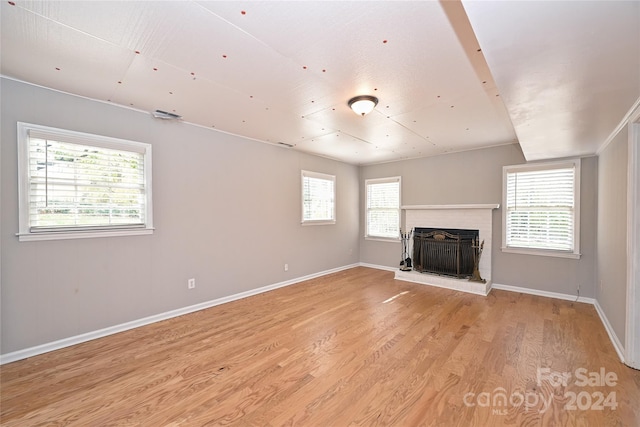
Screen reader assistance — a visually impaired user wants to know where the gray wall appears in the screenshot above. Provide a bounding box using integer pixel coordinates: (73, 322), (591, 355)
(360, 144), (598, 297)
(0, 78), (360, 354)
(597, 128), (628, 343)
(0, 76), (607, 357)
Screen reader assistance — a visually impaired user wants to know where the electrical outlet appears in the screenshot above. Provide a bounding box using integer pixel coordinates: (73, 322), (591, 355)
(188, 278), (195, 289)
(284, 263), (289, 272)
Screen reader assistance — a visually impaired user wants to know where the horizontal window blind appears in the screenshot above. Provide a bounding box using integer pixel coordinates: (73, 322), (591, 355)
(302, 171), (335, 223)
(22, 125), (150, 233)
(366, 177), (400, 238)
(505, 165), (575, 251)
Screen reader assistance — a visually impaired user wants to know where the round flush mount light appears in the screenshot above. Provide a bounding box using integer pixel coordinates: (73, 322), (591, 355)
(348, 95), (378, 116)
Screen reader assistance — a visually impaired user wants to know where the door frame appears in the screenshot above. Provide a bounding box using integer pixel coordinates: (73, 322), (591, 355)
(626, 108), (640, 369)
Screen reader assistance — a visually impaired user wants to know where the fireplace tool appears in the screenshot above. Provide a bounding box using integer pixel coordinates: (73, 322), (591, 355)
(469, 237), (486, 283)
(399, 228), (412, 271)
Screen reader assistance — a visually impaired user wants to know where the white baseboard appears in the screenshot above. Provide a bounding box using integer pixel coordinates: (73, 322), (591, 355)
(0, 263), (359, 365)
(3, 266), (626, 368)
(492, 283), (625, 363)
(491, 283), (595, 304)
(593, 299), (626, 363)
(358, 262), (398, 272)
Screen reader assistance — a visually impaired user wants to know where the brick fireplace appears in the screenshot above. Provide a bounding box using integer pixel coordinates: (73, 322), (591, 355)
(395, 204), (499, 295)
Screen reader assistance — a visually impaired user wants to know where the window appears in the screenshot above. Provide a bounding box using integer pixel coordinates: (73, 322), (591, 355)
(301, 170), (335, 225)
(366, 176), (401, 239)
(502, 159), (580, 258)
(17, 122), (153, 241)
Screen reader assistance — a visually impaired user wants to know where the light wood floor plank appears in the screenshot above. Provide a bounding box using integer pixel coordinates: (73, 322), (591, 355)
(1, 267), (638, 426)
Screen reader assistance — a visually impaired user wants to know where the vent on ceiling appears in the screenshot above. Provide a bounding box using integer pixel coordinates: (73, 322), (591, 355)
(278, 142), (294, 148)
(151, 110), (182, 120)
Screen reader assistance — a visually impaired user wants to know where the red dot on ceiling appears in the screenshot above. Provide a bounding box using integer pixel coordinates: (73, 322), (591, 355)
(383, 39), (388, 44)
(250, 95), (253, 98)
(8, 1), (15, 5)
(169, 91), (173, 94)
(322, 69), (326, 72)
(302, 66), (307, 70)
(437, 95), (441, 98)
(241, 10), (246, 15)
(451, 105), (454, 108)
(118, 81), (122, 84)
(153, 67), (158, 71)
(191, 72), (195, 75)
(55, 67), (61, 71)
(222, 54), (227, 58)
(135, 50), (140, 54)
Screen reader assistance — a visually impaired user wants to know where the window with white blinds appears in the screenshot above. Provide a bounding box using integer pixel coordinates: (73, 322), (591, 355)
(17, 122), (153, 241)
(366, 176), (401, 239)
(502, 160), (580, 258)
(301, 170), (335, 224)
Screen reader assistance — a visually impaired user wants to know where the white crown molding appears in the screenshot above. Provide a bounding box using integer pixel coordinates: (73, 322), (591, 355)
(597, 95), (640, 156)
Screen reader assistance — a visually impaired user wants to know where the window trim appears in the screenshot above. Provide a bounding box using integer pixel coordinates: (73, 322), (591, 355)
(17, 122), (154, 242)
(501, 159), (581, 259)
(365, 176), (402, 241)
(301, 170), (336, 226)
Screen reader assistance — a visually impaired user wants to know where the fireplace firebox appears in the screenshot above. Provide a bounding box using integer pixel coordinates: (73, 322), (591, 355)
(412, 228), (479, 279)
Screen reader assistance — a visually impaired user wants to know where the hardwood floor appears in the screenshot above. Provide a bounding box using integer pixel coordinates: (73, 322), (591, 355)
(1, 267), (639, 426)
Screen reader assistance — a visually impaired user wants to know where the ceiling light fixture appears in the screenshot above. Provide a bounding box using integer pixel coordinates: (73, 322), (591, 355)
(348, 95), (378, 117)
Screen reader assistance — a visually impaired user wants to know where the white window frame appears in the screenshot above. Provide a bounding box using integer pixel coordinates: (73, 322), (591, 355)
(502, 159), (580, 259)
(365, 176), (401, 241)
(17, 122), (154, 242)
(301, 170), (336, 225)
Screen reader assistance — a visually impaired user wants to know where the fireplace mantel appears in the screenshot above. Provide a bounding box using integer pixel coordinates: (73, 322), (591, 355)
(397, 204), (499, 296)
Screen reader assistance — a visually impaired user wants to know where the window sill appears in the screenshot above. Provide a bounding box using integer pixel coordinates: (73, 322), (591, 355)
(365, 236), (401, 243)
(17, 227), (154, 242)
(301, 220), (336, 226)
(501, 246), (581, 259)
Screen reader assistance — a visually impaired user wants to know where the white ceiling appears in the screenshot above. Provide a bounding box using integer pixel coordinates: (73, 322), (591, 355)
(1, 1), (638, 165)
